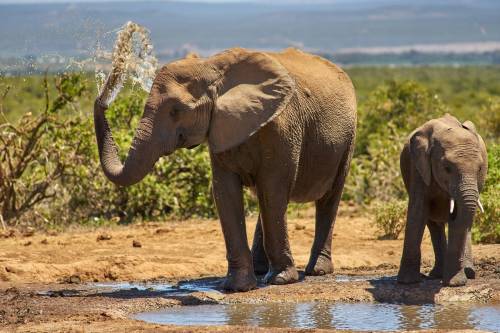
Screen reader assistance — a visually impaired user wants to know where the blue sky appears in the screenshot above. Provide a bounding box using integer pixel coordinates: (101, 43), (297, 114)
(0, 0), (363, 4)
(0, 0), (320, 3)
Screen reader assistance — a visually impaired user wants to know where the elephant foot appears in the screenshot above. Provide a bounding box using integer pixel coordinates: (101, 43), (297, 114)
(222, 268), (257, 292)
(464, 266), (476, 279)
(427, 266), (443, 280)
(264, 266), (299, 285)
(397, 267), (422, 284)
(305, 254), (333, 276)
(443, 269), (467, 287)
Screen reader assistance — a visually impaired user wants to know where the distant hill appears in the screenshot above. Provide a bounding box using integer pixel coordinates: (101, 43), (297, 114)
(0, 0), (499, 71)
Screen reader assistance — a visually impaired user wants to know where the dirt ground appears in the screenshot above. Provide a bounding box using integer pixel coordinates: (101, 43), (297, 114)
(0, 205), (499, 332)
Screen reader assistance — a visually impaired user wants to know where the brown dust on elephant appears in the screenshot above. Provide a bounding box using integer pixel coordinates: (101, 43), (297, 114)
(93, 47), (357, 291)
(398, 114), (488, 287)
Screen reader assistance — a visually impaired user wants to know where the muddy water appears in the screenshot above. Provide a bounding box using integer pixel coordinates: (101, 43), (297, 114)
(134, 302), (500, 331)
(83, 279), (500, 331)
(92, 279), (220, 295)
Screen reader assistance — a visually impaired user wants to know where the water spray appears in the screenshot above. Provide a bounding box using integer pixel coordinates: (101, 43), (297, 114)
(97, 21), (158, 106)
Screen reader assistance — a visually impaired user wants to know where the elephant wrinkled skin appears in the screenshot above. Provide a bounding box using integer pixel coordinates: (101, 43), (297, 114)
(93, 47), (357, 291)
(398, 114), (488, 287)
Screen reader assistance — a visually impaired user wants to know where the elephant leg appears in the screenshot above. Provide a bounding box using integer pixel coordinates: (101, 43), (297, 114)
(211, 159), (256, 292)
(251, 214), (269, 275)
(398, 192), (428, 284)
(427, 220), (446, 279)
(306, 149), (351, 276)
(257, 186), (298, 285)
(305, 189), (342, 276)
(464, 231), (475, 279)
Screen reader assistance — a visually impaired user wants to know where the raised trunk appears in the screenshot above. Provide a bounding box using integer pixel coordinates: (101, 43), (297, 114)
(443, 178), (478, 286)
(94, 99), (161, 187)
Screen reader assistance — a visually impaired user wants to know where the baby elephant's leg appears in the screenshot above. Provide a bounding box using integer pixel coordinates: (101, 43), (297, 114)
(427, 220), (446, 279)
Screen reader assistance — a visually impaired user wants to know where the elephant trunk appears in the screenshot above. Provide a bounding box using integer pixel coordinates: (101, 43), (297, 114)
(94, 99), (161, 187)
(444, 176), (478, 286)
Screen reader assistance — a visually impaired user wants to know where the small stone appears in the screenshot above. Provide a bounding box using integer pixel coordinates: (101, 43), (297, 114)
(191, 291), (225, 302)
(1, 229), (16, 238)
(97, 233), (112, 241)
(295, 224), (306, 231)
(68, 275), (81, 284)
(155, 228), (173, 234)
(101, 310), (125, 319)
(23, 241), (32, 246)
(5, 266), (17, 273)
(133, 240), (142, 248)
(40, 239), (48, 245)
(22, 227), (35, 237)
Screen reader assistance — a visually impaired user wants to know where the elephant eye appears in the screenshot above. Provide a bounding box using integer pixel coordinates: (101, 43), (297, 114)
(171, 107), (180, 118)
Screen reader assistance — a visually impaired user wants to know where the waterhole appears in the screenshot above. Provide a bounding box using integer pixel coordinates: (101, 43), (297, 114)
(133, 302), (500, 332)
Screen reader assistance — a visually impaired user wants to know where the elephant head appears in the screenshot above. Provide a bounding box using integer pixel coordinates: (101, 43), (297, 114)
(93, 48), (295, 186)
(409, 114), (488, 285)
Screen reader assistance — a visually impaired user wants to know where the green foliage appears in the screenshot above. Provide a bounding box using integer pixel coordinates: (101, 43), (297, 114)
(472, 144), (500, 244)
(0, 74), (89, 226)
(345, 80), (445, 204)
(477, 98), (500, 142)
(1, 67), (499, 244)
(345, 66), (500, 123)
(356, 80), (446, 155)
(373, 199), (407, 240)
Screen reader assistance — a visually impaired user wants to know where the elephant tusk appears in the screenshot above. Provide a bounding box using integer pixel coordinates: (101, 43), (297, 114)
(477, 199), (484, 213)
(450, 199), (455, 214)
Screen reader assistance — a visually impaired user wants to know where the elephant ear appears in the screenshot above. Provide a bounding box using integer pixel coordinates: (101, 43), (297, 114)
(409, 130), (432, 186)
(462, 120), (477, 133)
(208, 51), (295, 153)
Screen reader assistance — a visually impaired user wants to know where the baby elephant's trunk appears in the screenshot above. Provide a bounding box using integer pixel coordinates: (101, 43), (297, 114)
(444, 178), (478, 286)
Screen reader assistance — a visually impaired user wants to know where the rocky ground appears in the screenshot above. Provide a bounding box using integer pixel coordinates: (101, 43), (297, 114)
(0, 206), (499, 332)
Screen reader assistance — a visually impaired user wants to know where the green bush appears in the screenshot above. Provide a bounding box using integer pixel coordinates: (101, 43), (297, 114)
(0, 74), (87, 226)
(373, 199), (407, 240)
(355, 80), (447, 156)
(472, 143), (500, 243)
(1, 71), (498, 243)
(478, 97), (500, 141)
(345, 80), (445, 204)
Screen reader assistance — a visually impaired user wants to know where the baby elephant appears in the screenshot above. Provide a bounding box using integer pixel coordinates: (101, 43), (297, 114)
(398, 114), (487, 287)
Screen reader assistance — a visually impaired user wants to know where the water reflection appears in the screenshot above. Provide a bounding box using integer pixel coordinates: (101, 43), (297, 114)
(331, 303), (401, 330)
(134, 302), (500, 332)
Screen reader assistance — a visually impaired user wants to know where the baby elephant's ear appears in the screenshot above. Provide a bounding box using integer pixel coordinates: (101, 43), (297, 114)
(208, 51), (295, 153)
(410, 130), (432, 186)
(462, 120), (477, 134)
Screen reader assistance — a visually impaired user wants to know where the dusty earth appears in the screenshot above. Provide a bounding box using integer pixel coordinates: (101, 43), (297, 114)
(0, 205), (499, 332)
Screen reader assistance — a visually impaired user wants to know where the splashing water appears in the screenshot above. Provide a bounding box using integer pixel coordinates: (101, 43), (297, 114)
(96, 21), (158, 106)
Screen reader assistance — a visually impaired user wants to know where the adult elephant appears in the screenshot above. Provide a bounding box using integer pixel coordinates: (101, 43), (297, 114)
(94, 48), (357, 291)
(398, 114), (488, 287)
